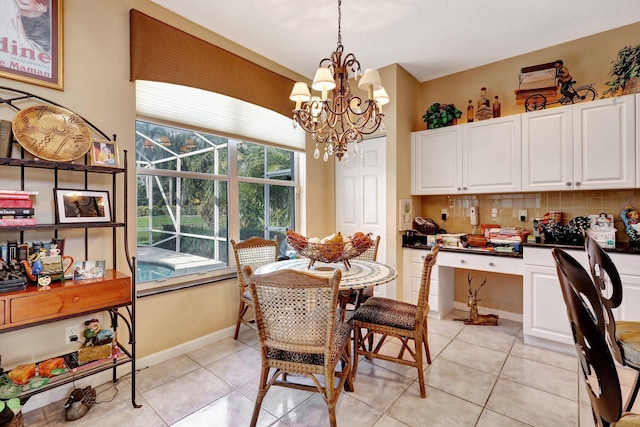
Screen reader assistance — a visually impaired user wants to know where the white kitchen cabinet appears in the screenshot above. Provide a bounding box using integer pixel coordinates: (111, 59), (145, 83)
(462, 115), (522, 194)
(411, 126), (462, 195)
(411, 115), (521, 195)
(523, 94), (636, 191)
(522, 247), (578, 350)
(522, 105), (574, 191)
(402, 248), (453, 318)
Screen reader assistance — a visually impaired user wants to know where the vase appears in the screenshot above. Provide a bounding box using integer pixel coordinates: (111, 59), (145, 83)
(623, 77), (640, 95)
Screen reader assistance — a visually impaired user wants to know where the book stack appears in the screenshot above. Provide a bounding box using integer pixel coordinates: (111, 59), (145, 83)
(0, 191), (37, 226)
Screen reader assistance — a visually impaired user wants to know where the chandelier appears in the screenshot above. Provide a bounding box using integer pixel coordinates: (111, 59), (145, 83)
(289, 0), (389, 162)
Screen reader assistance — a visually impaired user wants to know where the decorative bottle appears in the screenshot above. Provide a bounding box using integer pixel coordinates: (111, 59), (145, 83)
(492, 96), (501, 118)
(466, 100), (474, 122)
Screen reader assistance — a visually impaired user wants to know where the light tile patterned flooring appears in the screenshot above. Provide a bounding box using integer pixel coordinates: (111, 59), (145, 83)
(21, 309), (640, 426)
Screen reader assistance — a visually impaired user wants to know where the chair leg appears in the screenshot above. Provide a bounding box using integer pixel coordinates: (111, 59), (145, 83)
(250, 367), (270, 427)
(234, 302), (248, 339)
(415, 329), (426, 398)
(625, 369), (640, 412)
(422, 327), (431, 364)
(352, 325), (361, 383)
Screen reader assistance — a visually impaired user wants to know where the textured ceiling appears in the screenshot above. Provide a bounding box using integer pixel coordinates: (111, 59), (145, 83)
(150, 0), (640, 82)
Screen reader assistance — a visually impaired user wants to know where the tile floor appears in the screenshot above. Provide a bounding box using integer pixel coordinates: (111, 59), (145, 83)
(20, 309), (640, 426)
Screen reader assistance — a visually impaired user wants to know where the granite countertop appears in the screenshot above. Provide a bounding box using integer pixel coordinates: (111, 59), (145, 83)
(402, 241), (640, 256)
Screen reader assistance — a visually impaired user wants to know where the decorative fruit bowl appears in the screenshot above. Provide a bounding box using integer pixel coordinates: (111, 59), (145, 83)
(286, 230), (373, 270)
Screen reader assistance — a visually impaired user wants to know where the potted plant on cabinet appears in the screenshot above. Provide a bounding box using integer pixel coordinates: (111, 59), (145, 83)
(603, 44), (640, 97)
(422, 103), (462, 129)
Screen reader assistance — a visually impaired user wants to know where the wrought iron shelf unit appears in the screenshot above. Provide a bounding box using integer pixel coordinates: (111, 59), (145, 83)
(0, 86), (140, 409)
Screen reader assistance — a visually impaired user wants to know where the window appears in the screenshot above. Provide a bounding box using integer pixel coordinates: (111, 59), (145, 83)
(135, 120), (298, 285)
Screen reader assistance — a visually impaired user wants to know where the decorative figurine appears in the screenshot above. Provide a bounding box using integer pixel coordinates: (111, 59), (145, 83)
(554, 59), (573, 100)
(466, 99), (474, 122)
(475, 87), (492, 121)
(64, 386), (96, 421)
(455, 274), (499, 325)
(621, 205), (640, 244)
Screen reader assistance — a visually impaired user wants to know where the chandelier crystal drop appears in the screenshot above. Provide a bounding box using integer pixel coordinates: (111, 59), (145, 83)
(289, 0), (390, 162)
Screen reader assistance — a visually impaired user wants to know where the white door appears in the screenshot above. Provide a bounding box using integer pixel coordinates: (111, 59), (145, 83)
(335, 136), (390, 295)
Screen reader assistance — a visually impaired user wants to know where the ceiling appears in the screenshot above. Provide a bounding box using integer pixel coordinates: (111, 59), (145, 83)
(150, 0), (640, 83)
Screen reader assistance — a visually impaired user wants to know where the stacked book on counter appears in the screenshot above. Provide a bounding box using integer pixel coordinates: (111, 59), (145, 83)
(0, 190), (37, 226)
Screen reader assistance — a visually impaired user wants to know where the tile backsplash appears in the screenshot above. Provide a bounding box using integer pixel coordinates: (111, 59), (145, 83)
(418, 190), (640, 242)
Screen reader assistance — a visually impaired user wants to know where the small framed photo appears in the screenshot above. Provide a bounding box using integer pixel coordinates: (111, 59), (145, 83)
(54, 189), (112, 224)
(73, 260), (106, 280)
(90, 140), (119, 167)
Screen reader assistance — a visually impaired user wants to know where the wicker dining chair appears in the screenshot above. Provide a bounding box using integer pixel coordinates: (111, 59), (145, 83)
(230, 236), (279, 339)
(242, 265), (353, 427)
(584, 234), (640, 412)
(352, 245), (438, 398)
(553, 247), (640, 426)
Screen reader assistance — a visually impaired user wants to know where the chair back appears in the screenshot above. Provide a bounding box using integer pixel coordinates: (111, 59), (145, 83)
(354, 235), (381, 262)
(243, 265), (342, 358)
(231, 236), (279, 292)
(584, 234), (625, 364)
(416, 245), (439, 320)
(552, 247), (624, 426)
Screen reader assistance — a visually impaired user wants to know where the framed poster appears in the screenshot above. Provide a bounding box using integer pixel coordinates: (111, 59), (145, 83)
(0, 0), (64, 90)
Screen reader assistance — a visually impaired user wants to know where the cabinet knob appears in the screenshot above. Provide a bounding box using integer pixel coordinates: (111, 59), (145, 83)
(462, 187), (468, 191)
(457, 187), (462, 191)
(566, 182), (572, 186)
(489, 262), (495, 267)
(460, 259), (466, 264)
(575, 181), (581, 187)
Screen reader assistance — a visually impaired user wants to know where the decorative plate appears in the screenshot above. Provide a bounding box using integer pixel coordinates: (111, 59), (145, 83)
(12, 105), (93, 162)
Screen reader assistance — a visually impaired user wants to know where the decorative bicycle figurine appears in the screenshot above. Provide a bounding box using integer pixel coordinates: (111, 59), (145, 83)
(514, 60), (598, 112)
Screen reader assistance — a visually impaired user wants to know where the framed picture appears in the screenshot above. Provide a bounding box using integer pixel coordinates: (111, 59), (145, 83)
(54, 189), (111, 223)
(399, 198), (413, 231)
(90, 140), (119, 167)
(73, 260), (106, 280)
(0, 0), (64, 90)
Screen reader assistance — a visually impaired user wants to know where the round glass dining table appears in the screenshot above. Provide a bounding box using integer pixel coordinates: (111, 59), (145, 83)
(254, 258), (397, 291)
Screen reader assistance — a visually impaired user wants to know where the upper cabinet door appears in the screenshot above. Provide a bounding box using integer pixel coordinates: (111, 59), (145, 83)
(522, 105), (574, 192)
(462, 115), (522, 194)
(573, 94), (636, 190)
(411, 127), (462, 195)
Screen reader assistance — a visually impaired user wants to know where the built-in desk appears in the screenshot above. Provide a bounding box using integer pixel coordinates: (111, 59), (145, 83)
(403, 244), (640, 354)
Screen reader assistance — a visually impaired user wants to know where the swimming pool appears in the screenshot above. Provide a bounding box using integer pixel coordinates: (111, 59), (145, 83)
(136, 261), (175, 282)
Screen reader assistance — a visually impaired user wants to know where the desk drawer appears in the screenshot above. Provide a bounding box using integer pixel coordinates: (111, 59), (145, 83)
(10, 279), (130, 325)
(438, 251), (522, 276)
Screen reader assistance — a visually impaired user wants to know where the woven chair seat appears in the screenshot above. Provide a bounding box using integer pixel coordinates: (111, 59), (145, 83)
(267, 320), (352, 366)
(353, 297), (417, 331)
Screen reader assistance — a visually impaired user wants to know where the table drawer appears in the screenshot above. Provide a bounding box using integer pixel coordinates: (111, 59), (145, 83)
(0, 300), (4, 326)
(438, 251), (522, 276)
(10, 279), (130, 325)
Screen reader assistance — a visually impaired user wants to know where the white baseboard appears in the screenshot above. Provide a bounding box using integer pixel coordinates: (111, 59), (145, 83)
(23, 325), (236, 413)
(452, 301), (523, 323)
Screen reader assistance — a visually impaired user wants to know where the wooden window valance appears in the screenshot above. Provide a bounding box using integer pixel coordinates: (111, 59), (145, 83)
(129, 9), (295, 118)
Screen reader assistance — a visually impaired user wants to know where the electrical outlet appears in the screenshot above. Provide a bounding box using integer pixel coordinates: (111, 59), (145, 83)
(518, 209), (527, 222)
(441, 208), (448, 221)
(65, 325), (80, 345)
(470, 206), (479, 225)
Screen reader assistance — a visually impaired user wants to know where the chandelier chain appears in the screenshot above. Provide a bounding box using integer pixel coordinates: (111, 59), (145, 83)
(337, 0), (342, 49)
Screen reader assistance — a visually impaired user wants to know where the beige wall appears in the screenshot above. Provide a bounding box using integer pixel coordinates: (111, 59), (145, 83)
(2, 1), (638, 367)
(416, 22), (640, 131)
(0, 0), (332, 365)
